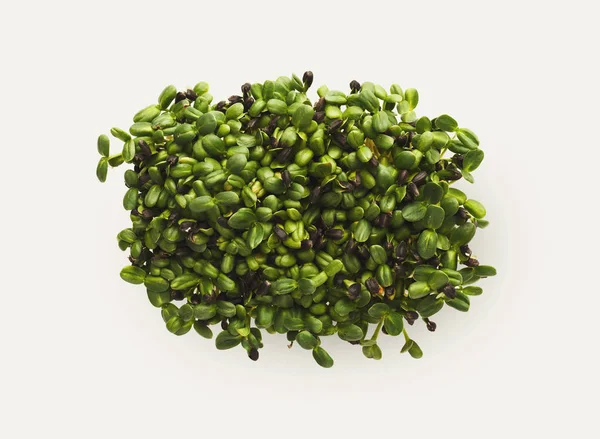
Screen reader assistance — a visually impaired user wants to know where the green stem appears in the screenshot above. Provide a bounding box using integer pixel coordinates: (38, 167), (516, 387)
(371, 318), (384, 341)
(402, 328), (410, 343)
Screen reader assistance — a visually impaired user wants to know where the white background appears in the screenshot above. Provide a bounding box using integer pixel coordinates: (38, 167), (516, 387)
(2, 0), (599, 437)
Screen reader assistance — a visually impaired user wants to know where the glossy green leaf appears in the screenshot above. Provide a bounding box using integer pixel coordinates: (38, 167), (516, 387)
(292, 104), (315, 131)
(422, 182), (443, 204)
(337, 324), (364, 341)
(408, 340), (423, 359)
(417, 229), (438, 259)
(296, 331), (319, 350)
(312, 346), (334, 368)
(423, 205), (445, 229)
(447, 292), (470, 312)
(368, 303), (390, 319)
(408, 281), (431, 299)
(475, 265), (497, 277)
(402, 202), (427, 222)
(435, 114), (458, 132)
(194, 303), (217, 320)
(462, 286), (483, 296)
(215, 331), (242, 350)
(404, 88), (419, 110)
(464, 199), (486, 219)
(96, 158), (108, 182)
(228, 208), (256, 229)
(362, 344), (382, 360)
(384, 312), (404, 336)
(450, 222), (476, 246)
(463, 149), (484, 172)
(428, 270), (449, 290)
(120, 266), (146, 284)
(194, 321), (213, 339)
(456, 128), (479, 149)
(354, 219), (372, 243)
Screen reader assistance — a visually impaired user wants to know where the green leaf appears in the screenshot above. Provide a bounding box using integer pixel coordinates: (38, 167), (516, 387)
(408, 281), (431, 299)
(97, 134), (110, 157)
(401, 339), (414, 353)
(271, 278), (297, 295)
(368, 303), (390, 319)
(292, 104), (315, 131)
(110, 127), (131, 142)
(428, 270), (449, 290)
(194, 303), (217, 320)
(447, 292), (470, 312)
(456, 128), (479, 149)
(394, 151), (417, 169)
(436, 234), (450, 250)
(226, 154), (247, 174)
(369, 245), (387, 265)
(324, 260), (344, 277)
(402, 202), (427, 222)
(236, 326), (250, 337)
(373, 111), (391, 133)
(450, 222), (476, 246)
(166, 316), (183, 334)
(216, 301), (237, 318)
(228, 208), (256, 229)
(236, 133), (257, 148)
(464, 199), (486, 219)
(122, 139), (136, 163)
(435, 114), (458, 132)
(423, 205), (445, 229)
(215, 331), (242, 350)
(404, 88), (419, 110)
(197, 112), (219, 135)
(408, 340), (423, 359)
(312, 346), (334, 368)
(170, 273), (200, 290)
(334, 298), (357, 316)
(462, 286), (483, 296)
(144, 276), (169, 293)
(96, 158), (108, 182)
(362, 344), (383, 360)
(120, 266), (146, 284)
(337, 324), (364, 341)
(417, 295), (444, 318)
(122, 188), (138, 210)
(425, 148), (440, 164)
(296, 331), (319, 350)
(246, 223), (265, 249)
(298, 278), (316, 295)
(354, 219), (372, 243)
(422, 182), (443, 204)
(194, 321), (213, 339)
(256, 305), (275, 328)
(188, 196), (214, 214)
(178, 304), (194, 322)
(463, 149), (484, 172)
(475, 265), (497, 277)
(376, 265), (394, 288)
(147, 290), (171, 308)
(304, 315), (323, 334)
(384, 312), (404, 336)
(417, 229), (438, 259)
(415, 116), (432, 133)
(284, 317), (305, 331)
(415, 131), (433, 151)
(161, 304), (179, 323)
(440, 196), (459, 216)
(462, 169), (474, 183)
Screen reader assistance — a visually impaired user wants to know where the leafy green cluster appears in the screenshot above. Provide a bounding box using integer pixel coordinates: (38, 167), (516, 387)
(96, 72), (496, 367)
